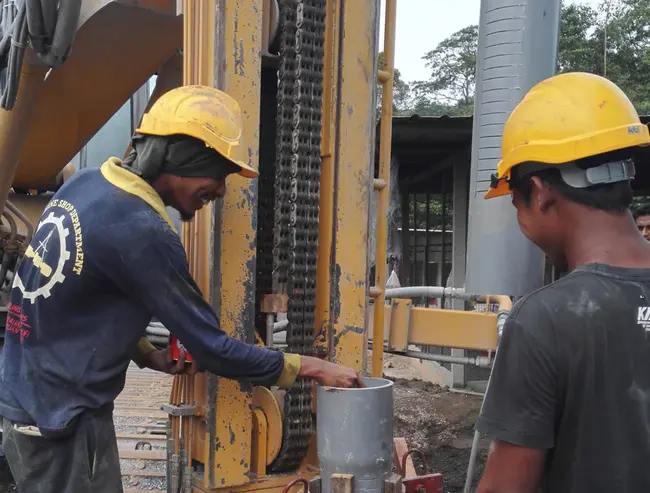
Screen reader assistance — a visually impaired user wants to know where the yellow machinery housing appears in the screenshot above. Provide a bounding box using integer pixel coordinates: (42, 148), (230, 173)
(0, 1), (508, 492)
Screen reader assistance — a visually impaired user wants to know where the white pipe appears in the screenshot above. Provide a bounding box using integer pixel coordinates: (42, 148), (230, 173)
(146, 335), (168, 345)
(145, 319), (290, 339)
(384, 286), (476, 301)
(145, 326), (170, 337)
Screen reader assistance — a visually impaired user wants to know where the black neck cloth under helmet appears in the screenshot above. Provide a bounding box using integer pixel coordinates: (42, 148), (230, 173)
(121, 133), (241, 183)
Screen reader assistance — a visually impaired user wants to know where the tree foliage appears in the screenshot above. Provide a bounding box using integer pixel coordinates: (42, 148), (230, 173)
(381, 1), (650, 117)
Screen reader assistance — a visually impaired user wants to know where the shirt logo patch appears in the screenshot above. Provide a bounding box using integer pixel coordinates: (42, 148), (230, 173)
(12, 199), (84, 303)
(637, 306), (650, 331)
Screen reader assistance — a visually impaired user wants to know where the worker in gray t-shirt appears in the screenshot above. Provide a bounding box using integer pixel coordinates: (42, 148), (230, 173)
(475, 72), (650, 493)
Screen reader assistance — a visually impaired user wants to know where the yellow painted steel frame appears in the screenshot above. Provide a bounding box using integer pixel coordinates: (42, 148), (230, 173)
(328, 0), (380, 371)
(179, 0), (383, 491)
(371, 0), (397, 377)
(379, 302), (499, 351)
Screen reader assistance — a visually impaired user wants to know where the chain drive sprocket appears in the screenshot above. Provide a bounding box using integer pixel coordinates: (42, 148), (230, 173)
(266, 0), (326, 473)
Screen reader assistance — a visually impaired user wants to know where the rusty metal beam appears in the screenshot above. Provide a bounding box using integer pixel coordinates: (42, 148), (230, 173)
(208, 0), (263, 487)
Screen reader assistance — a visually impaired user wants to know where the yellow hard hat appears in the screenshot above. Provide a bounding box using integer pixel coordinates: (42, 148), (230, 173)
(486, 72), (650, 199)
(136, 85), (258, 178)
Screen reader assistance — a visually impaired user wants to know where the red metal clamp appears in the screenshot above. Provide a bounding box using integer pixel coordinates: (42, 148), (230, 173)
(400, 449), (443, 493)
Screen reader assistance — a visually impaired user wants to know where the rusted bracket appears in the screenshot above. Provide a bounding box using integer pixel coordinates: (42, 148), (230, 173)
(260, 294), (289, 313)
(388, 298), (412, 352)
(160, 404), (199, 417)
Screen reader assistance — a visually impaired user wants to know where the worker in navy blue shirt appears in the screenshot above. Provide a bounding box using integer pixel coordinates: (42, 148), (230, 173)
(0, 85), (362, 493)
(474, 74), (650, 492)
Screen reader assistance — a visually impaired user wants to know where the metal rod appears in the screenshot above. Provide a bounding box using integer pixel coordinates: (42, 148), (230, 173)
(315, 0), (339, 353)
(371, 0), (397, 378)
(411, 194), (416, 289)
(400, 188), (410, 286)
(265, 313), (274, 347)
(425, 193), (430, 305)
(441, 177), (448, 309)
(368, 341), (491, 368)
(5, 200), (33, 243)
(464, 430), (482, 493)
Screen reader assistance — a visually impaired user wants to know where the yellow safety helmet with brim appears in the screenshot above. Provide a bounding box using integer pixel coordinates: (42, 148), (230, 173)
(135, 85), (259, 179)
(486, 72), (650, 199)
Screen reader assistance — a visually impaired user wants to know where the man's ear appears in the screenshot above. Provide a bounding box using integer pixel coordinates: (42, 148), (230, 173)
(529, 176), (556, 213)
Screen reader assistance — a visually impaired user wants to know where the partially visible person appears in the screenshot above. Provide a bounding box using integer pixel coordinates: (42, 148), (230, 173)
(474, 72), (650, 493)
(0, 85), (362, 493)
(634, 205), (650, 240)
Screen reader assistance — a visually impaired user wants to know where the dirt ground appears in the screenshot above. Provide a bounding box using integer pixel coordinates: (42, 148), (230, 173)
(0, 354), (487, 493)
(382, 353), (489, 493)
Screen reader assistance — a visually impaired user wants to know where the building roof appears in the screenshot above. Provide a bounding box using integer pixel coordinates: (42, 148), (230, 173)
(384, 115), (650, 194)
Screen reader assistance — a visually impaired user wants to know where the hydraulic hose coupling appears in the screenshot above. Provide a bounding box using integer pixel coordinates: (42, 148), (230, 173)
(496, 310), (510, 344)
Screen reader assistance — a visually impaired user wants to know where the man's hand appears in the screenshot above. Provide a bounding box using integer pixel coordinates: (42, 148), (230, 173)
(298, 356), (364, 388)
(142, 347), (199, 376)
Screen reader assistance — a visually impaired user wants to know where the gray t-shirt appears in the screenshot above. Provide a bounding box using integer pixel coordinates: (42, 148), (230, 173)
(477, 263), (650, 492)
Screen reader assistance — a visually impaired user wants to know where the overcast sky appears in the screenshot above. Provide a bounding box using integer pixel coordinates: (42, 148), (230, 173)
(379, 0), (603, 83)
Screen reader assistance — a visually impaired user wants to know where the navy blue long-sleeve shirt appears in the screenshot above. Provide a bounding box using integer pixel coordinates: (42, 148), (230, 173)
(0, 158), (299, 437)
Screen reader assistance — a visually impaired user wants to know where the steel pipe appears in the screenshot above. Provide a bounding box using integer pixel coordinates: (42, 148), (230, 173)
(6, 199), (35, 243)
(367, 341), (491, 368)
(145, 335), (169, 345)
(265, 313), (274, 347)
(145, 319), (290, 339)
(384, 286), (475, 301)
(317, 377), (394, 493)
(145, 326), (170, 337)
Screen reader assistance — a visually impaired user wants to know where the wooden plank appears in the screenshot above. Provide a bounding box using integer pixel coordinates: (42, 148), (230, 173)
(384, 473), (403, 493)
(117, 433), (166, 441)
(330, 474), (353, 493)
(121, 470), (166, 477)
(113, 410), (167, 418)
(393, 437), (416, 477)
(124, 489), (166, 493)
(118, 449), (166, 460)
(114, 406), (167, 413)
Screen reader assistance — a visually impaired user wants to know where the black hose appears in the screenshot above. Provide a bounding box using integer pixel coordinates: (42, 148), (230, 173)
(26, 0), (45, 54)
(40, 0), (55, 41)
(0, 0), (81, 109)
(1, 2), (27, 110)
(38, 0), (81, 67)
